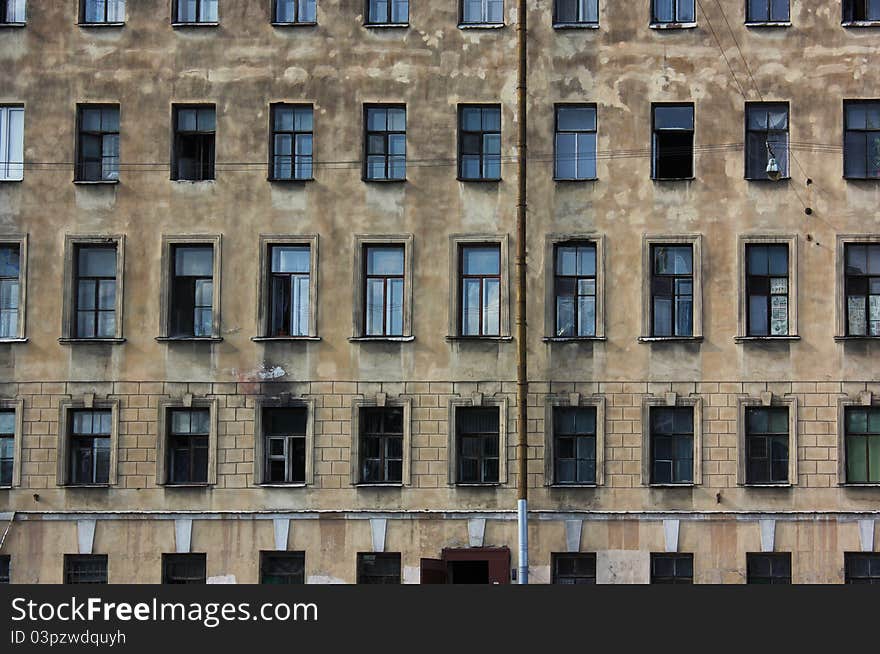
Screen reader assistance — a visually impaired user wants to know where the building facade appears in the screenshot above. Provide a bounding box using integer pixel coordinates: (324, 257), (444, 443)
(0, 0), (879, 584)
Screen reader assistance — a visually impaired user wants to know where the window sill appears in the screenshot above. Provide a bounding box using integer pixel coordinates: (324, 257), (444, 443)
(0, 338), (28, 344)
(458, 23), (505, 30)
(840, 482), (880, 487)
(171, 178), (216, 184)
(653, 176), (695, 182)
(58, 338), (126, 345)
(268, 177), (314, 183)
(745, 176), (791, 183)
(355, 482), (404, 488)
(258, 483), (307, 488)
(73, 179), (119, 185)
(741, 483), (792, 488)
(251, 336), (321, 342)
(364, 23), (410, 29)
(543, 336), (606, 342)
(649, 22), (698, 30)
(271, 22), (317, 27)
(446, 335), (513, 342)
(553, 23), (600, 30)
(63, 484), (111, 489)
(163, 483), (212, 488)
(0, 23), (26, 28)
(649, 483), (696, 488)
(455, 482), (502, 487)
(155, 336), (224, 343)
(842, 21), (880, 28)
(745, 21), (791, 28)
(555, 177), (598, 182)
(77, 22), (126, 28)
(457, 177), (502, 183)
(171, 22), (220, 28)
(0, 178), (23, 183)
(364, 177), (407, 183)
(734, 335), (800, 343)
(349, 336), (415, 343)
(638, 336), (703, 343)
(834, 335), (880, 342)
(549, 483), (598, 488)
(844, 176), (880, 181)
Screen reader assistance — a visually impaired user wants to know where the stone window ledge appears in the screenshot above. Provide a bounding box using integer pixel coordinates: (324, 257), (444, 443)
(171, 22), (220, 28)
(78, 22), (125, 28)
(251, 336), (321, 342)
(354, 483), (405, 488)
(458, 23), (505, 30)
(548, 483), (598, 489)
(258, 483), (307, 488)
(648, 483), (696, 488)
(271, 22), (317, 27)
(349, 336), (415, 343)
(734, 335), (800, 343)
(155, 336), (224, 343)
(364, 23), (410, 29)
(58, 338), (126, 345)
(73, 179), (119, 185)
(745, 21), (791, 28)
(543, 336), (607, 342)
(842, 21), (880, 28)
(740, 483), (793, 488)
(834, 335), (880, 342)
(0, 23), (26, 28)
(553, 23), (600, 30)
(446, 335), (513, 342)
(650, 22), (697, 30)
(638, 336), (703, 343)
(0, 338), (28, 344)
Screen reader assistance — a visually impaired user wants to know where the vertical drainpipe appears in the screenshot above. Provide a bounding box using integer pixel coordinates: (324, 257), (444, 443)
(515, 0), (529, 585)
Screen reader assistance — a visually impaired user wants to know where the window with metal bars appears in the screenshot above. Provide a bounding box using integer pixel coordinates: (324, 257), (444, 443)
(746, 553), (791, 584)
(167, 409), (209, 485)
(746, 244), (789, 336)
(0, 410), (13, 487)
(270, 104), (313, 181)
(551, 553), (597, 584)
(651, 244), (693, 337)
(745, 103), (789, 180)
(359, 407), (404, 484)
(76, 105), (119, 182)
(172, 106), (215, 181)
(456, 407), (500, 484)
(844, 101), (880, 179)
(64, 555), (108, 584)
(0, 244), (20, 339)
(366, 0), (408, 24)
(0, 1), (25, 24)
(652, 104), (694, 179)
(260, 551), (305, 584)
(554, 407), (596, 484)
(554, 242), (596, 338)
(357, 553), (400, 584)
(263, 407), (307, 484)
(274, 0), (316, 24)
(845, 407), (880, 483)
(73, 246), (117, 339)
(554, 105), (597, 180)
(69, 410), (111, 486)
(843, 0), (880, 22)
(845, 553), (880, 583)
(0, 555), (9, 584)
(174, 0), (218, 23)
(554, 0), (598, 25)
(845, 243), (880, 337)
(746, 0), (789, 23)
(650, 406), (694, 484)
(170, 245), (213, 338)
(80, 0), (125, 24)
(460, 0), (503, 24)
(364, 106), (406, 181)
(460, 245), (501, 337)
(364, 245), (405, 336)
(651, 553), (693, 584)
(458, 105), (501, 181)
(745, 407), (789, 484)
(162, 553), (206, 584)
(0, 106), (24, 181)
(268, 245), (310, 337)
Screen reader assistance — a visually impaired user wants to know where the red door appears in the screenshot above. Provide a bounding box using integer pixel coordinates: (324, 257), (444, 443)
(441, 547), (511, 585)
(419, 558), (447, 584)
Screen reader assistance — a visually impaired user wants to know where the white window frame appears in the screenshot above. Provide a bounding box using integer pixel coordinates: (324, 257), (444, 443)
(0, 398), (24, 488)
(0, 234), (27, 342)
(0, 106), (24, 181)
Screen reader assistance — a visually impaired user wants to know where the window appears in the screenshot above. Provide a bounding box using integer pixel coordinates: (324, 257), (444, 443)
(458, 105), (501, 181)
(364, 106), (406, 181)
(745, 406), (789, 484)
(64, 555), (108, 584)
(651, 553), (693, 584)
(650, 244), (693, 337)
(69, 410), (111, 485)
(845, 407), (880, 483)
(357, 553), (400, 584)
(746, 0), (789, 23)
(461, 0), (503, 25)
(746, 244), (789, 336)
(0, 106), (24, 181)
(554, 0), (598, 26)
(651, 0), (695, 24)
(174, 0), (218, 23)
(555, 105), (597, 181)
(553, 407), (596, 485)
(268, 245), (310, 337)
(270, 104), (312, 181)
(263, 407), (307, 484)
(844, 243), (880, 337)
(457, 407), (500, 484)
(366, 0), (408, 25)
(80, 0), (125, 24)
(172, 106), (215, 181)
(170, 244), (214, 338)
(363, 245), (404, 336)
(845, 553), (880, 583)
(167, 409), (209, 485)
(0, 555), (9, 583)
(746, 103), (789, 180)
(460, 245), (501, 336)
(162, 554), (206, 584)
(844, 0), (880, 22)
(72, 246), (117, 339)
(552, 553), (596, 584)
(0, 243), (21, 339)
(76, 106), (119, 182)
(261, 552), (305, 584)
(844, 101), (880, 179)
(0, 410), (13, 487)
(274, 0), (316, 24)
(747, 553), (791, 584)
(554, 242), (596, 337)
(0, 1), (25, 24)
(359, 407), (403, 484)
(650, 407), (694, 484)
(652, 104), (694, 180)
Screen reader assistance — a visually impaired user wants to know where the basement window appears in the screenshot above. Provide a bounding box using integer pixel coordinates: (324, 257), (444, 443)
(80, 0), (125, 24)
(845, 553), (880, 583)
(64, 554), (108, 584)
(747, 553), (791, 583)
(366, 0), (408, 25)
(551, 553), (597, 584)
(651, 553), (693, 584)
(357, 553), (401, 584)
(746, 0), (789, 23)
(843, 0), (880, 23)
(174, 0), (218, 24)
(652, 104), (694, 180)
(0, 0), (25, 24)
(162, 554), (206, 584)
(261, 551), (305, 584)
(172, 105), (215, 181)
(263, 407), (307, 484)
(274, 0), (316, 24)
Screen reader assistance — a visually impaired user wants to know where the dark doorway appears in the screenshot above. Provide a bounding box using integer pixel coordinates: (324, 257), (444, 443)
(448, 560), (490, 584)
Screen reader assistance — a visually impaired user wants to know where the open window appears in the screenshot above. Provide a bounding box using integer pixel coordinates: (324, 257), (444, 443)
(652, 104), (694, 180)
